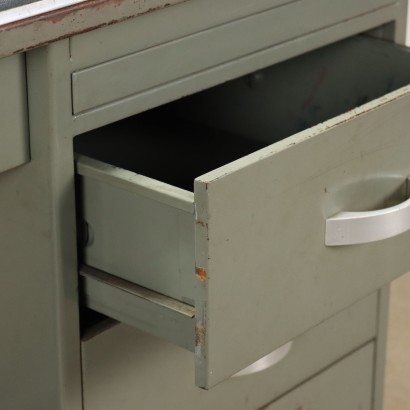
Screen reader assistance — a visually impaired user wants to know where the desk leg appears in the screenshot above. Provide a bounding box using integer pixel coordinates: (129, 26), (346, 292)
(0, 41), (82, 410)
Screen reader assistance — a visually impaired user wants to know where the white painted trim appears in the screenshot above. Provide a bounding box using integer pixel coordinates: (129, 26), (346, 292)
(0, 0), (85, 25)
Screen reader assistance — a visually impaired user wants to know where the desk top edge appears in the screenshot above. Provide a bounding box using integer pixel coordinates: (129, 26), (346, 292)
(0, 0), (187, 58)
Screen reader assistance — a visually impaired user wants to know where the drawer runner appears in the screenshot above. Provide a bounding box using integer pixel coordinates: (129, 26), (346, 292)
(80, 265), (195, 351)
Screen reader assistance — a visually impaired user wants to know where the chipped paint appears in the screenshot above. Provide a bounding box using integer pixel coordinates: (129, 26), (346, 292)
(196, 220), (207, 228)
(196, 219), (209, 240)
(195, 266), (207, 282)
(195, 321), (206, 356)
(195, 323), (205, 346)
(0, 0), (187, 58)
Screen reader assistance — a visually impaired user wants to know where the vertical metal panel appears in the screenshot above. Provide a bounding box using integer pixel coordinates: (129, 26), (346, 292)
(0, 53), (29, 173)
(0, 41), (82, 410)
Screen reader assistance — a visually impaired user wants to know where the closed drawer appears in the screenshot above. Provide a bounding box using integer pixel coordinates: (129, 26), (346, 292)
(76, 36), (410, 388)
(262, 342), (374, 410)
(0, 54), (29, 173)
(81, 292), (378, 410)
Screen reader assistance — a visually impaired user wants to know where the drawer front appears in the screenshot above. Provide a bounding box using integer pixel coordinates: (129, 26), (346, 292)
(70, 0), (294, 68)
(71, 0), (397, 116)
(262, 343), (374, 410)
(76, 36), (410, 388)
(193, 84), (410, 387)
(81, 293), (377, 410)
(0, 54), (29, 173)
(188, 36), (410, 385)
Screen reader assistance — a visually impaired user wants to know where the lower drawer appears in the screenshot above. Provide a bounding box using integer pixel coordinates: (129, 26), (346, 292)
(81, 292), (377, 410)
(262, 342), (374, 410)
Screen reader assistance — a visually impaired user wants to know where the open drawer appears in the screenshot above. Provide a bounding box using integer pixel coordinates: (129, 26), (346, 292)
(75, 35), (410, 388)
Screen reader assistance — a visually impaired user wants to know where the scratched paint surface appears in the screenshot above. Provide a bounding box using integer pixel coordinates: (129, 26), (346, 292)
(0, 0), (187, 57)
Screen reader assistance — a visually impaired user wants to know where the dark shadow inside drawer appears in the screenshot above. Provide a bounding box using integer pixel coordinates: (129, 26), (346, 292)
(75, 119), (265, 192)
(75, 35), (410, 192)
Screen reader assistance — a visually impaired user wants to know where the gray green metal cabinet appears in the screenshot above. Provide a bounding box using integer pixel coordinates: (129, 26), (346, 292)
(0, 0), (409, 408)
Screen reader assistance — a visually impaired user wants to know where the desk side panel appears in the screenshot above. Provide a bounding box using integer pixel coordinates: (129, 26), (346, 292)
(0, 53), (30, 173)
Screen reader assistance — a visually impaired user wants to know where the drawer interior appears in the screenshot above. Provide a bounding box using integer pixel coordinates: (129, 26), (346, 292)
(75, 35), (410, 191)
(76, 119), (265, 192)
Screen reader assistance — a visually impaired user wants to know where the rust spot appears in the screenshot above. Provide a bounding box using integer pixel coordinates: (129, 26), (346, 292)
(296, 406), (303, 410)
(195, 267), (207, 282)
(195, 323), (206, 347)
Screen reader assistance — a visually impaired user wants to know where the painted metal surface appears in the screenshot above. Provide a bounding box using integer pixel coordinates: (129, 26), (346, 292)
(326, 178), (410, 245)
(0, 53), (29, 173)
(76, 155), (194, 212)
(71, 0), (397, 115)
(263, 343), (374, 410)
(373, 286), (390, 410)
(70, 0), (296, 69)
(71, 4), (400, 135)
(80, 266), (196, 351)
(1, 0), (408, 406)
(0, 0), (186, 58)
(0, 41), (82, 409)
(192, 79), (410, 387)
(77, 157), (196, 302)
(81, 293), (377, 409)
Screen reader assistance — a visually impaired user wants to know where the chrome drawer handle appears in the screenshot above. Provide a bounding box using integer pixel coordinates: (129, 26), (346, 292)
(232, 342), (293, 377)
(326, 183), (410, 246)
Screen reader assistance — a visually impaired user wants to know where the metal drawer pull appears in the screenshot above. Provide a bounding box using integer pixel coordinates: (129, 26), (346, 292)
(232, 342), (292, 377)
(326, 182), (410, 246)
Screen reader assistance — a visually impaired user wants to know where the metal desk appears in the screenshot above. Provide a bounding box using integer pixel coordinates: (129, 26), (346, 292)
(0, 1), (409, 409)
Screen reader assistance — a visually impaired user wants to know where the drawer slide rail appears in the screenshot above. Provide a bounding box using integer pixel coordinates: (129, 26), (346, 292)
(80, 265), (195, 351)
